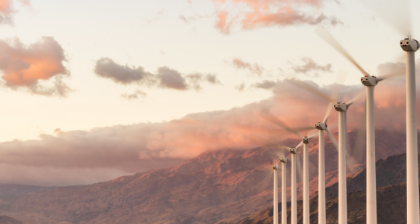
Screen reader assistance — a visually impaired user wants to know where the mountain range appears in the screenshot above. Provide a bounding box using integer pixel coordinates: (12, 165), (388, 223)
(0, 130), (414, 224)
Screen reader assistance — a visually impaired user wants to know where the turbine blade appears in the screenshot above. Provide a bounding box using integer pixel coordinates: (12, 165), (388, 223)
(348, 99), (367, 165)
(346, 90), (365, 106)
(294, 126), (316, 132)
(323, 103), (334, 123)
(330, 76), (344, 100)
(362, 0), (411, 37)
(261, 109), (304, 138)
(326, 128), (338, 151)
(316, 27), (369, 77)
(295, 141), (303, 149)
(308, 132), (319, 139)
(278, 144), (291, 151)
(290, 80), (336, 104)
(377, 69), (405, 82)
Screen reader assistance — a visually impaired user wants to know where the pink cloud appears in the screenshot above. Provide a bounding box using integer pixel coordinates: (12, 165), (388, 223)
(0, 0), (31, 25)
(0, 36), (70, 96)
(209, 0), (339, 34)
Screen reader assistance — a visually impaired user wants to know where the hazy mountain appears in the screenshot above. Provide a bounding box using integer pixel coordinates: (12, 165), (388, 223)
(0, 130), (412, 224)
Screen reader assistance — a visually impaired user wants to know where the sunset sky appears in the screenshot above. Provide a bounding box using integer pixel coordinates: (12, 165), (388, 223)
(0, 0), (418, 186)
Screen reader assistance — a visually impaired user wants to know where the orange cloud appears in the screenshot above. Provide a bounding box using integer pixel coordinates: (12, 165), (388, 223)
(231, 58), (264, 76)
(0, 0), (30, 25)
(0, 36), (70, 96)
(210, 0), (339, 34)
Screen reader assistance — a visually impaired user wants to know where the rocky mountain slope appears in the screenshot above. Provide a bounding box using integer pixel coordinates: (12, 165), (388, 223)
(230, 152), (413, 224)
(0, 130), (412, 224)
(0, 216), (23, 224)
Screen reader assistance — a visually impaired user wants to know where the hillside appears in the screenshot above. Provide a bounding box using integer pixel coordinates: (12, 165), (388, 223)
(0, 216), (23, 224)
(0, 130), (412, 224)
(230, 152), (412, 224)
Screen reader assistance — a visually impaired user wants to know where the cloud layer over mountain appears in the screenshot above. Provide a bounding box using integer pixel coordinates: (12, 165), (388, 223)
(0, 60), (416, 185)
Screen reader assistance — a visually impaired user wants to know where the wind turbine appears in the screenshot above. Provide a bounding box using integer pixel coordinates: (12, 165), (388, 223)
(275, 144), (299, 224)
(292, 80), (364, 224)
(275, 142), (305, 224)
(273, 163), (279, 224)
(270, 88), (339, 224)
(279, 156), (288, 224)
(314, 105), (339, 224)
(262, 111), (318, 224)
(400, 34), (420, 224)
(315, 28), (406, 224)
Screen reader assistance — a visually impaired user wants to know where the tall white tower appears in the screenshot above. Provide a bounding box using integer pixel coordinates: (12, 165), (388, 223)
(400, 37), (420, 224)
(361, 76), (378, 224)
(273, 164), (279, 224)
(334, 102), (348, 224)
(280, 157), (288, 224)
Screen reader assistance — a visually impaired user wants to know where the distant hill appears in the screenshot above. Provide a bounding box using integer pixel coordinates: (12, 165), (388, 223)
(0, 215), (23, 224)
(0, 130), (413, 224)
(0, 184), (57, 200)
(228, 152), (412, 224)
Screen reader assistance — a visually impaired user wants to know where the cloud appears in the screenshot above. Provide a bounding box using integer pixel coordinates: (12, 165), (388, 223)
(291, 57), (332, 76)
(186, 73), (222, 90)
(121, 90), (147, 100)
(157, 66), (188, 90)
(0, 60), (415, 186)
(95, 58), (153, 85)
(235, 82), (246, 91)
(94, 58), (222, 92)
(208, 0), (340, 34)
(232, 58), (264, 76)
(0, 36), (70, 97)
(251, 80), (276, 89)
(0, 0), (31, 25)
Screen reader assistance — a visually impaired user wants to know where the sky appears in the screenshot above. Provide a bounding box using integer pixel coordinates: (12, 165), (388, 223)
(0, 0), (418, 186)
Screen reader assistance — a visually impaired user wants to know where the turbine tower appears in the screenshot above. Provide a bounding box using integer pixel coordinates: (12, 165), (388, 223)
(401, 37), (420, 224)
(289, 147), (297, 224)
(292, 81), (364, 224)
(316, 28), (407, 224)
(315, 111), (338, 224)
(273, 163), (279, 224)
(279, 157), (288, 224)
(262, 112), (318, 224)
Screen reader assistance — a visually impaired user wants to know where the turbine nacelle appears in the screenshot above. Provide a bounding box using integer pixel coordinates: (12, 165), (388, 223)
(315, 122), (327, 130)
(361, 76), (377, 86)
(289, 148), (297, 154)
(273, 164), (279, 170)
(400, 38), (420, 52)
(334, 102), (348, 112)
(279, 157), (288, 163)
(302, 136), (309, 144)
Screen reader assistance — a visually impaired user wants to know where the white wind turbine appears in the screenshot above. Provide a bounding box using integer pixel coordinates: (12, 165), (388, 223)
(268, 88), (339, 224)
(273, 144), (299, 224)
(314, 111), (338, 224)
(273, 143), (305, 224)
(262, 111), (319, 224)
(292, 81), (364, 224)
(315, 28), (407, 224)
(279, 156), (288, 224)
(357, 0), (420, 222)
(273, 163), (279, 224)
